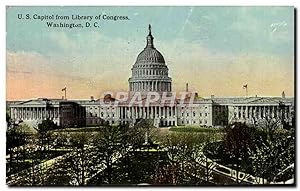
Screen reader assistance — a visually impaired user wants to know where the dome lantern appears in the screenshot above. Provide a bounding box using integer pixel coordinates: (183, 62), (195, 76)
(146, 24), (154, 48)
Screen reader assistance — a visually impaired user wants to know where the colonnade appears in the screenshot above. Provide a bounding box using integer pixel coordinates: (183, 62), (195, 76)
(10, 107), (59, 120)
(233, 105), (291, 120)
(118, 105), (177, 126)
(129, 81), (171, 92)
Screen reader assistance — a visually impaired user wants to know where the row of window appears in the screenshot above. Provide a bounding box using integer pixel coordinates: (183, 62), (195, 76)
(181, 106), (209, 110)
(135, 64), (164, 68)
(181, 112), (209, 117)
(88, 112), (115, 118)
(133, 69), (167, 76)
(181, 120), (208, 124)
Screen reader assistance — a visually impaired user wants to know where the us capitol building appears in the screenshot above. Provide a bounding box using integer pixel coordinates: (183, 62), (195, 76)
(7, 25), (294, 128)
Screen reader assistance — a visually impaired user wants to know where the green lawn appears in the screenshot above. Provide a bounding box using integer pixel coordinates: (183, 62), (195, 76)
(169, 126), (224, 133)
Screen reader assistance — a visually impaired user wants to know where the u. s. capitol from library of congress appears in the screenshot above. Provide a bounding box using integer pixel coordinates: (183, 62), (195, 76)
(7, 26), (294, 128)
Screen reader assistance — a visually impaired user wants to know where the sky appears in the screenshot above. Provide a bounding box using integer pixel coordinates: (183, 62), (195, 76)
(6, 6), (294, 100)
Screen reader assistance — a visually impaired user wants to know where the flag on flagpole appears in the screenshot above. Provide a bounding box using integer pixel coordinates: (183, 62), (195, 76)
(62, 87), (66, 91)
(243, 84), (248, 89)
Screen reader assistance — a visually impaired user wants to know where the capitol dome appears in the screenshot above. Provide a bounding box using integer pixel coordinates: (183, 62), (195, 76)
(128, 25), (172, 93)
(135, 46), (165, 64)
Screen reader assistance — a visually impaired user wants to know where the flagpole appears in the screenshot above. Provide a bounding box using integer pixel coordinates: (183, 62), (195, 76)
(243, 84), (248, 97)
(62, 87), (67, 100)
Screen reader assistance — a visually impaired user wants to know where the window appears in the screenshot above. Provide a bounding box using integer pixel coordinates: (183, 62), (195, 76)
(205, 113), (207, 117)
(205, 120), (207, 124)
(193, 112), (196, 117)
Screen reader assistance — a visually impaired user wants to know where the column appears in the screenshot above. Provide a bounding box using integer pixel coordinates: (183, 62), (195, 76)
(284, 106), (288, 119)
(30, 107), (33, 119)
(151, 82), (154, 91)
(10, 108), (14, 120)
(152, 106), (155, 118)
(134, 107), (137, 119)
(147, 82), (149, 91)
(36, 108), (39, 119)
(159, 106), (161, 118)
(24, 107), (27, 119)
(174, 106), (177, 126)
(45, 107), (47, 119)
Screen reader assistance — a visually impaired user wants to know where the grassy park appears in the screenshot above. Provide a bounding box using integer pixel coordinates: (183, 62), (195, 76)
(6, 118), (295, 186)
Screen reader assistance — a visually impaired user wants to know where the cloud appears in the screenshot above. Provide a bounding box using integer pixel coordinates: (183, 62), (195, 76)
(6, 29), (294, 100)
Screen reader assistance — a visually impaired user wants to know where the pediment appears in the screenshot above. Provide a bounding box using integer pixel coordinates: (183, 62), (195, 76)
(247, 97), (279, 104)
(17, 99), (48, 106)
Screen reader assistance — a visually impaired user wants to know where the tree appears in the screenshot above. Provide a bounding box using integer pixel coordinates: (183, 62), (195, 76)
(37, 119), (58, 154)
(223, 122), (258, 183)
(6, 127), (27, 175)
(43, 132), (95, 186)
(92, 125), (126, 184)
(249, 119), (295, 183)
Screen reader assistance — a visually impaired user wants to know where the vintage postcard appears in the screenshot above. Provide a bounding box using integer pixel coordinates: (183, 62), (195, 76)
(6, 6), (295, 186)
